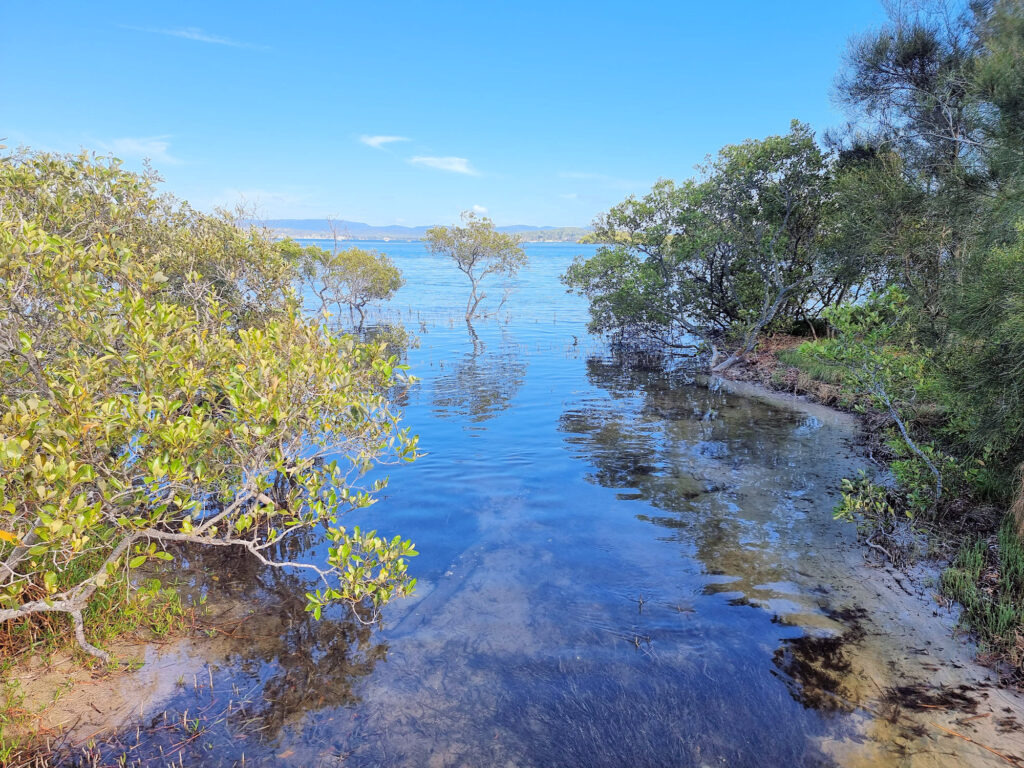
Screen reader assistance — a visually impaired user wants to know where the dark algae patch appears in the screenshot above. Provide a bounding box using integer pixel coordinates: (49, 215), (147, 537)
(882, 683), (978, 714)
(773, 607), (869, 715)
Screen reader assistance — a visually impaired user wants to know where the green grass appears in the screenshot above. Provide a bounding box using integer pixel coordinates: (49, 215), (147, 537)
(776, 342), (853, 386)
(941, 516), (1024, 674)
(0, 543), (191, 665)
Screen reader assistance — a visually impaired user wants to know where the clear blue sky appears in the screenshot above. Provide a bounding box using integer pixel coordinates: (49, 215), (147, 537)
(1, 1), (889, 227)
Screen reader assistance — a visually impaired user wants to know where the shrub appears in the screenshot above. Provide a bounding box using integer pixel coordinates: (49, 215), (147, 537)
(0, 151), (419, 660)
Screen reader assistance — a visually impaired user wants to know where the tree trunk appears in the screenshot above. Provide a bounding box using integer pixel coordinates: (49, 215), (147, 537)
(710, 350), (744, 375)
(710, 324), (762, 374)
(466, 280), (486, 320)
(0, 532), (138, 661)
(874, 377), (943, 500)
(710, 281), (797, 375)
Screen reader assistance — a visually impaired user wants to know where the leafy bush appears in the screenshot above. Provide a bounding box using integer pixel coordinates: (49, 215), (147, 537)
(833, 471), (903, 530)
(776, 343), (852, 386)
(0, 151), (419, 660)
(562, 122), (854, 372)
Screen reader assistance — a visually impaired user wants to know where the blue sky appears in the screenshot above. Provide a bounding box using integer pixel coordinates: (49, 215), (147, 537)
(1, 1), (889, 227)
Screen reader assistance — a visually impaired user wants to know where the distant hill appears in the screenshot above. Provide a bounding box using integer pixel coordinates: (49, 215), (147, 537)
(260, 219), (590, 243)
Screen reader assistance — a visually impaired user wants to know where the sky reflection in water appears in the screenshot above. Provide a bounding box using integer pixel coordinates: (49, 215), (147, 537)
(76, 242), (978, 768)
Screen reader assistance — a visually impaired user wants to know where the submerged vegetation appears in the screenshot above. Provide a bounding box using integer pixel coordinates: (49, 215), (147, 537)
(565, 0), (1024, 674)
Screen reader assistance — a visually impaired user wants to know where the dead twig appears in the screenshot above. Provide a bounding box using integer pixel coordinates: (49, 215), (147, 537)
(928, 721), (1021, 766)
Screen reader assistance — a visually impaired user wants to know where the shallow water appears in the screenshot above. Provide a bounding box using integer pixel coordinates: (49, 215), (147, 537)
(70, 242), (1023, 767)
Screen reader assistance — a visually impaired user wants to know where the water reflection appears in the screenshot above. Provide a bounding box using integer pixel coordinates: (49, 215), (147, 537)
(65, 243), (1024, 768)
(66, 546), (387, 766)
(560, 356), (858, 634)
(432, 321), (527, 424)
(214, 553), (385, 742)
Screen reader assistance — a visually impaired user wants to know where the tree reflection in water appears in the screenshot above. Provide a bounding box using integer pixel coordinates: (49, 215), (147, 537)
(62, 539), (388, 766)
(558, 356), (878, 714)
(432, 321), (527, 424)
(559, 356), (841, 607)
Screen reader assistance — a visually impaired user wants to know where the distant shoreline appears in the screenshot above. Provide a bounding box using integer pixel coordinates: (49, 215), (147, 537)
(282, 234), (588, 244)
(260, 219), (591, 244)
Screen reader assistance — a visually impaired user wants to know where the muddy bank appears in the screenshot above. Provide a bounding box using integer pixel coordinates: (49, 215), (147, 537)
(9, 635), (229, 749)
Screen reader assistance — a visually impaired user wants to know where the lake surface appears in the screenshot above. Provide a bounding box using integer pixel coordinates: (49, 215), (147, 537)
(72, 241), (1023, 767)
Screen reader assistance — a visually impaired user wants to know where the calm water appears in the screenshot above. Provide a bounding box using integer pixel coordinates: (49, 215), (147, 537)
(72, 242), (1013, 767)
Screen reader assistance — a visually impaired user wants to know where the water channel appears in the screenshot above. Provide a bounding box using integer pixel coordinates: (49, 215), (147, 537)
(66, 242), (1024, 767)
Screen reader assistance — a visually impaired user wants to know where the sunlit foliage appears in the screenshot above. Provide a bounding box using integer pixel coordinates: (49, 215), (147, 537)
(0, 150), (419, 659)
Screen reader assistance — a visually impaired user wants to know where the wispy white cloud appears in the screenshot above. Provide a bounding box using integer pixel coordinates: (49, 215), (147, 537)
(559, 192), (579, 200)
(101, 136), (180, 165)
(122, 25), (265, 50)
(472, 204), (488, 214)
(410, 156), (478, 175)
(360, 135), (410, 149)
